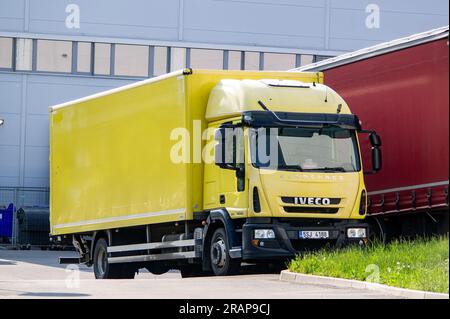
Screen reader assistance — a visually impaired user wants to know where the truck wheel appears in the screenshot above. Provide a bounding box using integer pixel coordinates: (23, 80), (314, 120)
(93, 238), (135, 279)
(209, 228), (240, 276)
(146, 263), (170, 275)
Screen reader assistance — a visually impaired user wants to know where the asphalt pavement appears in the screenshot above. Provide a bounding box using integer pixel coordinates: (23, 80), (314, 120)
(0, 249), (401, 299)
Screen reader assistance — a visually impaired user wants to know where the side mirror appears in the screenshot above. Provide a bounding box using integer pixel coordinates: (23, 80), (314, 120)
(372, 147), (382, 172)
(360, 130), (382, 174)
(369, 132), (381, 147)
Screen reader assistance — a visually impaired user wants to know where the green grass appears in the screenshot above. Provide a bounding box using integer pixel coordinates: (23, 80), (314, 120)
(288, 236), (449, 293)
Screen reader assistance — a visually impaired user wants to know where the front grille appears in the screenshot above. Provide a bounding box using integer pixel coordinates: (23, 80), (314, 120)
(283, 206), (339, 214)
(281, 197), (341, 204)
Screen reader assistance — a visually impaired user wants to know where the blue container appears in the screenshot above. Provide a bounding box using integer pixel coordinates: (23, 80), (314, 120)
(0, 203), (14, 238)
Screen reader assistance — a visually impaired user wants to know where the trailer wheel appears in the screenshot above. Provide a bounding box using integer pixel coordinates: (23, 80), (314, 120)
(93, 238), (135, 279)
(367, 217), (387, 244)
(209, 228), (240, 276)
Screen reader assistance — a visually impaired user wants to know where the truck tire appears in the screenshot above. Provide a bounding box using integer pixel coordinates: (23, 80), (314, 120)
(146, 263), (170, 275)
(367, 217), (386, 244)
(209, 228), (241, 276)
(93, 238), (135, 279)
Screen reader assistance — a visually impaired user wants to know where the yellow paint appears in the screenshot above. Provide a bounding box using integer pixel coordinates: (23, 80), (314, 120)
(202, 72), (365, 220)
(50, 74), (190, 235)
(242, 134), (367, 220)
(50, 69), (365, 236)
(205, 78), (349, 121)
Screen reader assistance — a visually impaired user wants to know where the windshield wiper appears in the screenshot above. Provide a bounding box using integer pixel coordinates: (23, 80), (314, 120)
(302, 167), (347, 172)
(278, 164), (304, 172)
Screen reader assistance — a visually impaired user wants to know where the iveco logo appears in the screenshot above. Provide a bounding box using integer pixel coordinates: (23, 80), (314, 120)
(294, 197), (331, 205)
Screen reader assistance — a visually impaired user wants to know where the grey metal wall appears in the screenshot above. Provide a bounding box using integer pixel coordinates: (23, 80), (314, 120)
(0, 73), (133, 189)
(1, 0), (448, 52)
(0, 0), (449, 192)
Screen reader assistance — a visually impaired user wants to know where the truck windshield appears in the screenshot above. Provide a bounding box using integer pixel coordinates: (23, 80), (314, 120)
(250, 126), (361, 172)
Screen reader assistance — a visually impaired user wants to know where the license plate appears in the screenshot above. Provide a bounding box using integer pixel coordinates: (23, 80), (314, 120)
(299, 230), (329, 239)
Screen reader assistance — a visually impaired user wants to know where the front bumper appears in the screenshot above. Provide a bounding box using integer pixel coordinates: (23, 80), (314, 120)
(242, 218), (369, 262)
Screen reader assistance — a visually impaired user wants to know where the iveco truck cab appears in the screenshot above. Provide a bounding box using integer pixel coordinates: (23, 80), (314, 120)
(203, 78), (381, 269)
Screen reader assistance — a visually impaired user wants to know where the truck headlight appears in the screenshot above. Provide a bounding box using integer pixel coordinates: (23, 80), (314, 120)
(254, 229), (275, 239)
(347, 228), (367, 238)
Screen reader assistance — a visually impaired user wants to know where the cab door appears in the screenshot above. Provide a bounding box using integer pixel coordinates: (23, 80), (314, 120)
(203, 121), (248, 218)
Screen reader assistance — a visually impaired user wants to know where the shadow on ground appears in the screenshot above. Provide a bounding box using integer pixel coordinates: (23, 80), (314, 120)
(0, 250), (92, 273)
(21, 292), (91, 297)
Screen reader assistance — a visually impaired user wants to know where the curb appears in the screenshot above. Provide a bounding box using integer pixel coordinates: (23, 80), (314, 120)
(280, 270), (449, 299)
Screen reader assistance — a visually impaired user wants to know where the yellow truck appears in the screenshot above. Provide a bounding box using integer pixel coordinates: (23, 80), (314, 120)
(49, 69), (381, 279)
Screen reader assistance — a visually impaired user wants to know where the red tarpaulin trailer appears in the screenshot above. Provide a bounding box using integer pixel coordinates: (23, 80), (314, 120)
(295, 26), (449, 239)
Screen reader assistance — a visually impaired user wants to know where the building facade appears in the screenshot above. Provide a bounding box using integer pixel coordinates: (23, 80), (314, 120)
(0, 0), (448, 204)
